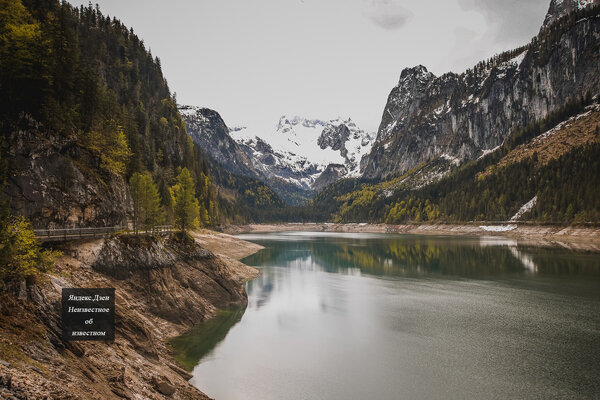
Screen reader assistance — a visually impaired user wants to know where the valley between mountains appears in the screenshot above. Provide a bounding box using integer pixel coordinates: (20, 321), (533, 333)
(1, 0), (600, 399)
(176, 0), (600, 224)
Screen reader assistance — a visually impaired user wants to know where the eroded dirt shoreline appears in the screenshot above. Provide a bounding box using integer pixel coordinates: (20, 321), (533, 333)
(0, 231), (262, 399)
(223, 223), (600, 251)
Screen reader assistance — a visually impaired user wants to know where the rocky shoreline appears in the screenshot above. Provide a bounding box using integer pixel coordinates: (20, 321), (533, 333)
(223, 223), (600, 251)
(1, 223), (597, 399)
(0, 231), (261, 399)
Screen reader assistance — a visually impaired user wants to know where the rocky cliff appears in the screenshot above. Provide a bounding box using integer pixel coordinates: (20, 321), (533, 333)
(312, 164), (348, 191)
(179, 106), (258, 178)
(364, 3), (600, 179)
(543, 0), (600, 27)
(2, 117), (132, 229)
(0, 233), (259, 399)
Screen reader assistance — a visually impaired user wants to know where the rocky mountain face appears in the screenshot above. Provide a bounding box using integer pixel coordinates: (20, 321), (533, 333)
(179, 108), (374, 201)
(312, 164), (348, 191)
(363, 2), (600, 179)
(543, 0), (599, 26)
(3, 117), (132, 229)
(179, 105), (258, 177)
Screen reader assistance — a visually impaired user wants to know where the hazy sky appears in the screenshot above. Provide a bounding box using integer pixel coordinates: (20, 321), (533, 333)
(73, 0), (550, 133)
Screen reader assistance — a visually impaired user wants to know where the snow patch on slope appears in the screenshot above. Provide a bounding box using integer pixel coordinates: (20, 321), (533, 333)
(511, 196), (538, 222)
(440, 153), (461, 166)
(478, 145), (501, 160)
(480, 225), (518, 232)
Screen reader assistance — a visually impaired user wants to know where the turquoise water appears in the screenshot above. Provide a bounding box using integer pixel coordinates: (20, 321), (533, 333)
(173, 232), (600, 400)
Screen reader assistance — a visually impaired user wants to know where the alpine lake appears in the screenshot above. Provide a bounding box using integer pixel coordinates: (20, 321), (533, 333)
(171, 232), (600, 400)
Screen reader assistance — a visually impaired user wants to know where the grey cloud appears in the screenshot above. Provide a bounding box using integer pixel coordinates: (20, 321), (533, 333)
(363, 0), (413, 30)
(454, 26), (478, 43)
(457, 0), (549, 44)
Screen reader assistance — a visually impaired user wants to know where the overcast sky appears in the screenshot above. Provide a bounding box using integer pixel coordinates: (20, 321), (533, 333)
(73, 0), (551, 133)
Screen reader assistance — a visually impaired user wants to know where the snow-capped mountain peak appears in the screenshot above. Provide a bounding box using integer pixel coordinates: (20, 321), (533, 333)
(228, 116), (375, 189)
(276, 115), (327, 131)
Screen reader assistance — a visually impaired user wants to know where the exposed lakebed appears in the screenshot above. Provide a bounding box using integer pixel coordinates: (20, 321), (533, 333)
(171, 232), (600, 399)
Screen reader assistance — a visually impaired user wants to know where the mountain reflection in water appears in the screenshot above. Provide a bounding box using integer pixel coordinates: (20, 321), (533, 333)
(172, 232), (600, 400)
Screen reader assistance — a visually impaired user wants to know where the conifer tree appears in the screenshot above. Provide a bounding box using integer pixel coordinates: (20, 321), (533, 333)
(130, 173), (145, 233)
(170, 168), (199, 232)
(199, 203), (210, 226)
(129, 172), (164, 232)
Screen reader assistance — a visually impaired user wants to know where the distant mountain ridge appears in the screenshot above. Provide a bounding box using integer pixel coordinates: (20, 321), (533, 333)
(178, 105), (257, 178)
(179, 107), (374, 203)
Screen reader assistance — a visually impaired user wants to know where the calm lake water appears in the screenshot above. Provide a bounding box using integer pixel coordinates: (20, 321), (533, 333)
(171, 232), (600, 400)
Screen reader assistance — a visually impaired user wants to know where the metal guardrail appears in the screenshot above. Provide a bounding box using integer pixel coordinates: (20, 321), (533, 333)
(34, 225), (173, 241)
(135, 225), (173, 236)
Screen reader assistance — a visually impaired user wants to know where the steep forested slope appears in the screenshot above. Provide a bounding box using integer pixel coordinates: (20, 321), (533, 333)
(0, 0), (281, 227)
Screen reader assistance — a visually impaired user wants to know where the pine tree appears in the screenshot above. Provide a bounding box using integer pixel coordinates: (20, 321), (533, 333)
(199, 203), (210, 227)
(144, 176), (165, 230)
(86, 119), (132, 175)
(129, 172), (164, 232)
(157, 176), (173, 223)
(130, 173), (145, 233)
(170, 168), (199, 232)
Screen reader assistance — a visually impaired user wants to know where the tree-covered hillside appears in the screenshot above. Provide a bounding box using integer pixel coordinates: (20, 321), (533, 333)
(0, 0), (282, 227)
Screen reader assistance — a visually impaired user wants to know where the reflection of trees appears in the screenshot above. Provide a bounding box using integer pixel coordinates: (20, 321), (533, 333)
(243, 236), (600, 279)
(170, 308), (245, 371)
(170, 237), (600, 375)
(242, 242), (312, 267)
(309, 238), (529, 277)
(521, 247), (600, 276)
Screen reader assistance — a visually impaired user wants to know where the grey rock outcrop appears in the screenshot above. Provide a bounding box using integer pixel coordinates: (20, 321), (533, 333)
(543, 0), (600, 27)
(312, 164), (348, 191)
(2, 116), (132, 228)
(364, 7), (600, 179)
(179, 105), (258, 177)
(318, 123), (350, 153)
